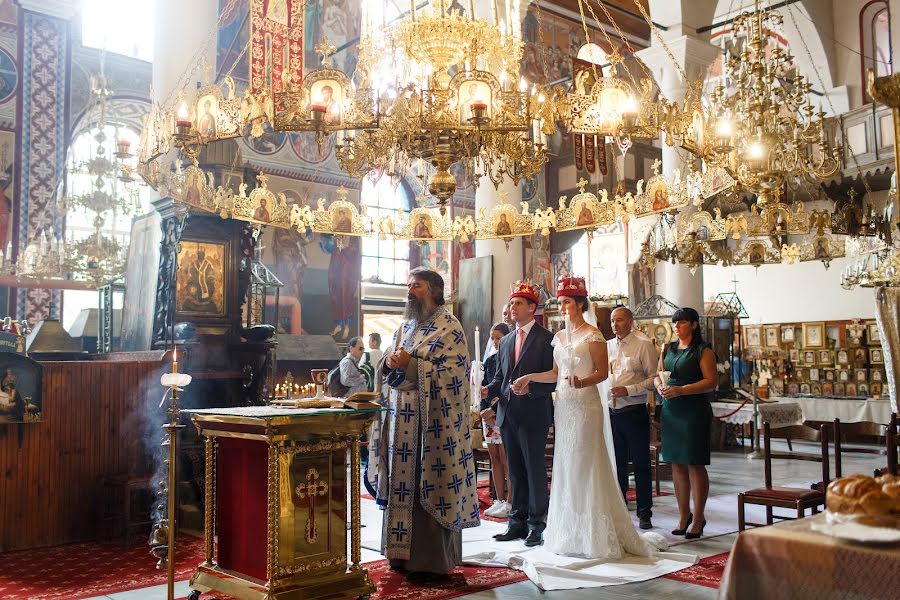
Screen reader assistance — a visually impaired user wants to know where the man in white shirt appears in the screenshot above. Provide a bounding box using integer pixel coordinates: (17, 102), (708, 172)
(366, 332), (383, 368)
(339, 336), (369, 397)
(607, 307), (658, 530)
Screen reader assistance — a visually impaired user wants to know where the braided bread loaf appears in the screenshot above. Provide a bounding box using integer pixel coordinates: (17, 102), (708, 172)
(826, 474), (900, 521)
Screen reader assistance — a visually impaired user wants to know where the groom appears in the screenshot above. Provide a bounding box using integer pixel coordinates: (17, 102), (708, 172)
(482, 281), (556, 546)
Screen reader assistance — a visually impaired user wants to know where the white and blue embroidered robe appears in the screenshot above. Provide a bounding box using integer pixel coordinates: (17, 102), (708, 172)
(366, 306), (480, 560)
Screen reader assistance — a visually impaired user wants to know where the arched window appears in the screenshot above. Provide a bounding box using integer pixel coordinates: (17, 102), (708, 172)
(61, 123), (153, 330)
(360, 175), (411, 285)
(862, 1), (892, 103)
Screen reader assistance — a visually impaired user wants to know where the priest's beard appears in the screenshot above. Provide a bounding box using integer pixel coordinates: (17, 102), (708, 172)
(404, 296), (434, 322)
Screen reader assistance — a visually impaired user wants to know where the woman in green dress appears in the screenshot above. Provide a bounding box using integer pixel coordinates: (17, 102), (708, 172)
(654, 307), (717, 539)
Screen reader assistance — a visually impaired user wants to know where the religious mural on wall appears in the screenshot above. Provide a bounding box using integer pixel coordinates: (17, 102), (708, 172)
(303, 0), (361, 74)
(258, 175), (361, 342)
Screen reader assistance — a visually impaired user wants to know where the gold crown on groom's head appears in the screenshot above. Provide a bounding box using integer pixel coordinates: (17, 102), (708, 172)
(509, 280), (539, 304)
(556, 276), (588, 298)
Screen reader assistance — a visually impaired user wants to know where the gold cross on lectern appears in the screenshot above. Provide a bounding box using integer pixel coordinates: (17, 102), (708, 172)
(295, 468), (329, 543)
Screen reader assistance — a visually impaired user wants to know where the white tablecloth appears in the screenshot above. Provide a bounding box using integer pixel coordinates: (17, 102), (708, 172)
(711, 400), (803, 428)
(769, 395), (894, 424)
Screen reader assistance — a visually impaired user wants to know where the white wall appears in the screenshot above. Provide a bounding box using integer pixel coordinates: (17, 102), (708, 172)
(702, 258), (876, 324)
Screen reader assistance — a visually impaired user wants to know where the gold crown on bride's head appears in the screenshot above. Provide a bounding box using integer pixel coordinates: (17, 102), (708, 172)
(509, 280), (539, 304)
(556, 276), (588, 298)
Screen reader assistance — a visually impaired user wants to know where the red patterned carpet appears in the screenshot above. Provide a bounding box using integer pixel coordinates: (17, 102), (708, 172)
(0, 535), (206, 599)
(663, 551), (731, 589)
(0, 535), (525, 600)
(181, 561), (527, 600)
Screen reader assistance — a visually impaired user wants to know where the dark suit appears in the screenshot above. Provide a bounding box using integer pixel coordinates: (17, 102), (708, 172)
(485, 321), (556, 533)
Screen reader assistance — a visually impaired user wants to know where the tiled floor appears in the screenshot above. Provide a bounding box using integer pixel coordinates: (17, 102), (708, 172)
(85, 441), (884, 600)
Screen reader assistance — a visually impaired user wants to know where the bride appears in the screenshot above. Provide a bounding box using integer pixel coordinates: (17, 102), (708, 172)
(512, 277), (660, 559)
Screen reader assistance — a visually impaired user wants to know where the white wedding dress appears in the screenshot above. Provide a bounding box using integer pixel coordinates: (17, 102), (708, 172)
(544, 330), (662, 558)
(461, 328), (697, 590)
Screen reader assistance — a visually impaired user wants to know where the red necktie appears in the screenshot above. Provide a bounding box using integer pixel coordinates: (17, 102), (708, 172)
(515, 328), (526, 362)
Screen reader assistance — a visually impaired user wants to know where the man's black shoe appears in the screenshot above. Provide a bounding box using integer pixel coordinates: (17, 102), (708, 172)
(523, 530), (543, 547)
(639, 516), (653, 530)
(405, 571), (449, 584)
(493, 527), (528, 541)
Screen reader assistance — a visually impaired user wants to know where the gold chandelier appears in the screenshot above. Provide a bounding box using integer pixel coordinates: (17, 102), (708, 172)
(690, 0), (840, 203)
(312, 1), (549, 215)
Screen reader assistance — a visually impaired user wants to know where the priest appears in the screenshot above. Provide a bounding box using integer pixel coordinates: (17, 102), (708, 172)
(366, 268), (480, 578)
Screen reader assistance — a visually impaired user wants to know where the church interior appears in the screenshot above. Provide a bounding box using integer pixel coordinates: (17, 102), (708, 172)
(1, 0), (900, 598)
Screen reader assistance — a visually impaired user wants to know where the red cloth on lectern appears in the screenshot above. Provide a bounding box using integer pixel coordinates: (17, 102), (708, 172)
(216, 438), (269, 581)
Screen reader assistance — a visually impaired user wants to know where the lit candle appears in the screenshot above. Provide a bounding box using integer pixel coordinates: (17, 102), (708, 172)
(172, 345), (178, 374)
(175, 102), (191, 130)
(474, 326), (481, 364)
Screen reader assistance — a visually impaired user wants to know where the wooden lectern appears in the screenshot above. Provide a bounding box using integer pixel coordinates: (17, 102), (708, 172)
(186, 406), (381, 600)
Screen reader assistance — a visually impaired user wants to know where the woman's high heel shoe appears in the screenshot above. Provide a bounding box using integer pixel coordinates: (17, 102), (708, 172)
(671, 513), (693, 536)
(684, 519), (707, 540)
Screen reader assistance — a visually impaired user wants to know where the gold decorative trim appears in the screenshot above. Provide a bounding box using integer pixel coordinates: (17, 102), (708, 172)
(279, 438), (347, 457)
(746, 201), (810, 237)
(274, 555), (345, 579)
(676, 209), (727, 242)
(266, 443), (279, 585)
(555, 179), (617, 232)
(203, 436), (216, 567)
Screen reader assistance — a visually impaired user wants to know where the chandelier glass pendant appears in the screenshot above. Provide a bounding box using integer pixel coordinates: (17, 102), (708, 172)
(696, 0), (840, 204)
(325, 1), (548, 215)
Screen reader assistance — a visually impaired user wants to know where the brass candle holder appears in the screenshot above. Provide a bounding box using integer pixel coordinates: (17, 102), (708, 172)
(149, 347), (193, 600)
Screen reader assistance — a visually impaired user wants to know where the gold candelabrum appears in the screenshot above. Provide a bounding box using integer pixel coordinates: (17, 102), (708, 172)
(328, 2), (546, 215)
(693, 0), (840, 203)
(149, 348), (192, 600)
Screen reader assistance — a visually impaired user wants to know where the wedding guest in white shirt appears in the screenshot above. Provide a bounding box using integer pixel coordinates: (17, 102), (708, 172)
(607, 306), (659, 530)
(365, 332), (383, 368)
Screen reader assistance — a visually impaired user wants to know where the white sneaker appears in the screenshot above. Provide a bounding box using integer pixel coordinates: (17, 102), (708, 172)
(484, 499), (504, 517)
(493, 501), (511, 518)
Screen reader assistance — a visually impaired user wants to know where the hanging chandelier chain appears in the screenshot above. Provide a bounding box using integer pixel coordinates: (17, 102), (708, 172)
(159, 0), (243, 111)
(784, 4), (871, 197)
(630, 0), (695, 93)
(585, 0), (654, 85)
(575, 0), (640, 90)
(535, 1), (550, 83)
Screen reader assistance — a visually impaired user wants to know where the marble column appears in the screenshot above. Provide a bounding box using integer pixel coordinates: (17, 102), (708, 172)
(636, 36), (719, 312)
(15, 0), (77, 322)
(475, 176), (523, 325)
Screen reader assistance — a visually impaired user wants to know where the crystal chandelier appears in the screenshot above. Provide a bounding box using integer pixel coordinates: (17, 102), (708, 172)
(326, 1), (547, 215)
(694, 0), (841, 203)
